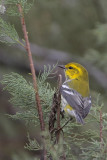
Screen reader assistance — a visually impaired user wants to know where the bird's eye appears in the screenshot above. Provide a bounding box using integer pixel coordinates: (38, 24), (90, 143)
(69, 66), (73, 69)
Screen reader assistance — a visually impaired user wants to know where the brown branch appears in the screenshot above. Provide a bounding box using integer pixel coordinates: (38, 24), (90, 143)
(17, 3), (45, 131)
(17, 4), (46, 159)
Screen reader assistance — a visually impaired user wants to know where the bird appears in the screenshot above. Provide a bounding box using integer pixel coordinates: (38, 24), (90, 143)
(58, 62), (91, 124)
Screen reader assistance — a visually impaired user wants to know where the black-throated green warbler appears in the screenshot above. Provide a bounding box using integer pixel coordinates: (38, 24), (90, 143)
(59, 62), (91, 124)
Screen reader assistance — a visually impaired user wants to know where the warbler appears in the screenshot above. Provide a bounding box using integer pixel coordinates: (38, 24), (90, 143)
(59, 62), (91, 124)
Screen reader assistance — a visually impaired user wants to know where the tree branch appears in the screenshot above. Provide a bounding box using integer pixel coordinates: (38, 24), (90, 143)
(17, 4), (46, 159)
(17, 3), (45, 132)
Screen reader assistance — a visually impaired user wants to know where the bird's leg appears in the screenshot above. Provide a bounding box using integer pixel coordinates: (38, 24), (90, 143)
(61, 117), (73, 130)
(56, 117), (73, 132)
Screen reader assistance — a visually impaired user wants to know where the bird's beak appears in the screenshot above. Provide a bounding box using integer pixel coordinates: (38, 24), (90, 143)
(58, 65), (66, 69)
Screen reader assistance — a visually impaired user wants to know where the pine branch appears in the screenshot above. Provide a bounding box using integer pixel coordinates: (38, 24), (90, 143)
(0, 17), (20, 45)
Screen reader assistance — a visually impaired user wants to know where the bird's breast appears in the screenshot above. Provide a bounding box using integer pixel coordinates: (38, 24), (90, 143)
(67, 79), (89, 97)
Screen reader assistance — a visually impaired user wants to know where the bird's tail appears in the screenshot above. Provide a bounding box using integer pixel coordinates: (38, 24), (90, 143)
(74, 111), (84, 124)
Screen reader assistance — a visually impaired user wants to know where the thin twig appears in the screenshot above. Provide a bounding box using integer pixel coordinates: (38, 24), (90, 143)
(17, 4), (46, 159)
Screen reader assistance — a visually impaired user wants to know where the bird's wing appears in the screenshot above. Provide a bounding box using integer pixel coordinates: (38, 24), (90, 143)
(60, 85), (91, 118)
(82, 96), (91, 118)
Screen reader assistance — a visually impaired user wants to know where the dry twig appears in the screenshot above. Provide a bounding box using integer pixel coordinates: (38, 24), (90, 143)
(49, 75), (63, 137)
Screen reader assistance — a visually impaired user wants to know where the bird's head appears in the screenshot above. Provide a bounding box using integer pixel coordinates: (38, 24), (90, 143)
(58, 62), (88, 80)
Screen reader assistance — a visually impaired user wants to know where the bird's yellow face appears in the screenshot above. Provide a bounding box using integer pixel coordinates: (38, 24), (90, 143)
(59, 62), (90, 97)
(64, 62), (88, 81)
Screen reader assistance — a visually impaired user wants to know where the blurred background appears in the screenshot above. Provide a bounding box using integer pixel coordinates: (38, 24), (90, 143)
(0, 0), (107, 159)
